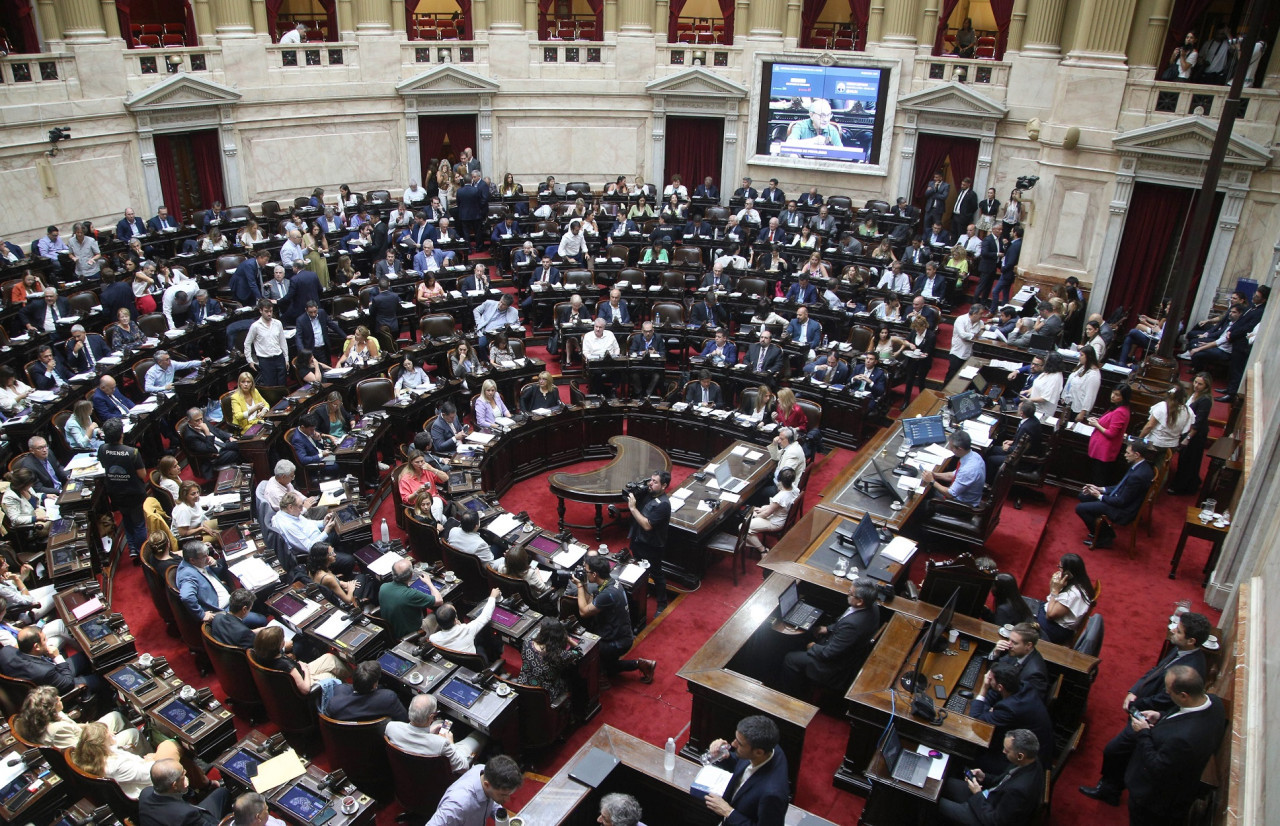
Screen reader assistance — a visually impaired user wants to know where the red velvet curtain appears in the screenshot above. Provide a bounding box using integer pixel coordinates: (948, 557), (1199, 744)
(1159, 0), (1214, 72)
(849, 0), (870, 50)
(0, 0), (39, 53)
(717, 0), (734, 45)
(664, 117), (723, 201)
(799, 0), (822, 49)
(945, 138), (978, 189)
(990, 0), (1014, 58)
(189, 131), (226, 210)
(153, 134), (183, 222)
(537, 0), (553, 39)
(418, 114), (476, 172)
(265, 0), (285, 41)
(317, 0), (337, 40)
(932, 0), (960, 55)
(1105, 184), (1195, 318)
(911, 133), (954, 211)
(116, 0), (132, 47)
(667, 0), (688, 42)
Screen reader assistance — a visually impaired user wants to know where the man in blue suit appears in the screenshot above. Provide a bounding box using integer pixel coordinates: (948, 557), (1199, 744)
(609, 216), (639, 238)
(756, 218), (787, 246)
(1076, 441), (1157, 549)
(295, 301), (344, 365)
(967, 661), (1056, 773)
(92, 375), (134, 420)
(804, 351), (849, 384)
(694, 177), (719, 201)
(690, 293), (728, 328)
(188, 290), (224, 326)
(29, 345), (71, 390)
(850, 352), (888, 407)
(784, 305), (822, 347)
(455, 171), (489, 249)
(992, 225), (1022, 306)
(914, 261), (950, 302)
(784, 274), (819, 305)
(115, 208), (147, 242)
(230, 249), (269, 306)
(597, 289), (631, 325)
(490, 215), (518, 244)
(699, 328), (737, 366)
(287, 265), (322, 313)
(290, 414), (337, 475)
(99, 271), (137, 322)
(146, 206), (179, 234)
(682, 215), (713, 240)
(703, 715), (790, 826)
(412, 240), (452, 274)
(63, 325), (111, 374)
(175, 541), (266, 626)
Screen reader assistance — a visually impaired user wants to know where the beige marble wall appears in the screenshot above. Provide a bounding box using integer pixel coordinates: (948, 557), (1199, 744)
(240, 119), (405, 201)
(494, 118), (651, 183)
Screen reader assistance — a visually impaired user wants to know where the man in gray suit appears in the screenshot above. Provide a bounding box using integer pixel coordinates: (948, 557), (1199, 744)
(384, 694), (487, 775)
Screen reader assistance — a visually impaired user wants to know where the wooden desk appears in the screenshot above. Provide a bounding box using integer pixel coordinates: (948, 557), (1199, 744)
(517, 725), (836, 826)
(861, 734), (948, 826)
(760, 508), (914, 591)
(548, 435), (671, 537)
(677, 575), (819, 793)
(1168, 506), (1230, 584)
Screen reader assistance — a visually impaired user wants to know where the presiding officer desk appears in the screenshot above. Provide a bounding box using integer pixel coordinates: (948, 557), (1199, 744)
(518, 724), (837, 826)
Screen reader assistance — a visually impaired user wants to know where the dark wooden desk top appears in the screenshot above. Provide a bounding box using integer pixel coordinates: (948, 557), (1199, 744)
(760, 508), (910, 589)
(670, 439), (774, 537)
(548, 435), (671, 503)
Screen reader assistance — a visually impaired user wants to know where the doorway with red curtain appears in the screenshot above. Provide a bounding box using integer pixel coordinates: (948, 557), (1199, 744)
(911, 132), (978, 218)
(152, 130), (226, 222)
(664, 117), (724, 201)
(1105, 183), (1221, 318)
(417, 114), (477, 180)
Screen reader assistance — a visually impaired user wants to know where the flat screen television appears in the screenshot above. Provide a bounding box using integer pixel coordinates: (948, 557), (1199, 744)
(756, 62), (891, 166)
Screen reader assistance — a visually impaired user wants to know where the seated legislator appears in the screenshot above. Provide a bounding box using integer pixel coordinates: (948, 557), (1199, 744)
(63, 326), (111, 374)
(516, 617), (582, 701)
(274, 493), (354, 574)
(988, 621), (1050, 701)
(966, 661), (1056, 772)
(597, 289), (631, 325)
(326, 660), (409, 723)
(784, 305), (822, 348)
(684, 370), (723, 408)
(700, 715), (790, 826)
(385, 694), (486, 775)
(628, 322), (665, 398)
(29, 344), (71, 390)
(699, 328), (737, 366)
(0, 627), (106, 698)
(849, 352), (888, 414)
(690, 292), (729, 328)
(19, 435), (68, 495)
(68, 722), (192, 801)
(175, 542), (267, 627)
(399, 449), (449, 504)
(938, 729), (1045, 826)
(92, 375), (134, 420)
(429, 590), (503, 663)
(520, 371), (562, 413)
(180, 407), (239, 477)
(701, 263), (734, 292)
(290, 413), (338, 474)
(804, 351), (850, 384)
(984, 401), (1044, 478)
(491, 545), (556, 600)
(207, 589), (266, 649)
(781, 577), (879, 695)
(379, 558), (443, 639)
(430, 401), (472, 452)
(395, 356), (436, 395)
(581, 318), (621, 397)
(137, 757), (230, 826)
(14, 685), (142, 753)
(1075, 441), (1157, 549)
(921, 430), (986, 508)
(784, 274), (820, 305)
(445, 511), (495, 564)
(746, 330), (784, 375)
(1035, 553), (1096, 646)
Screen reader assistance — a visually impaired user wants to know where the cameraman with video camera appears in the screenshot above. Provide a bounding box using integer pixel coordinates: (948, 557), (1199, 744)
(626, 471), (672, 615)
(572, 556), (656, 685)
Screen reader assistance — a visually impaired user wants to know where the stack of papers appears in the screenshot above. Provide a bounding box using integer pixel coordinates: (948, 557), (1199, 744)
(313, 612), (352, 640)
(989, 359), (1024, 371)
(465, 431), (494, 445)
(553, 545), (588, 568)
(957, 365), (980, 380)
(198, 492), (243, 509)
(231, 558), (280, 590)
(1070, 422), (1095, 437)
(365, 551), (402, 577)
(29, 390), (60, 404)
(882, 536), (917, 564)
(487, 513), (523, 537)
(617, 564), (643, 585)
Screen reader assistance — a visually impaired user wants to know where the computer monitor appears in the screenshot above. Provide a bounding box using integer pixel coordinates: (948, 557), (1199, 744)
(1029, 333), (1054, 352)
(900, 415), (947, 447)
(438, 677), (483, 709)
(851, 513), (881, 568)
(902, 589), (961, 693)
(971, 372), (989, 394)
(948, 390), (985, 423)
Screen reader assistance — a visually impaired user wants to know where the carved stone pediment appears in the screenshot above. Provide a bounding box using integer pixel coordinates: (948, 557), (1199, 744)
(397, 65), (500, 96)
(1113, 116), (1270, 169)
(125, 73), (242, 112)
(897, 82), (1008, 119)
(646, 68), (748, 99)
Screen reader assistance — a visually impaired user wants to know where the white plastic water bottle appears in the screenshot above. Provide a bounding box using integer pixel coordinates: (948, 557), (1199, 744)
(380, 518), (390, 544)
(664, 737), (676, 771)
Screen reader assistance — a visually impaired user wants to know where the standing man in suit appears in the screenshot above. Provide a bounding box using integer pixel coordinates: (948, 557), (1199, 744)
(967, 662), (1056, 772)
(950, 177), (979, 239)
(147, 206), (178, 234)
(1080, 613), (1211, 807)
(19, 436), (68, 496)
(456, 171), (489, 250)
(230, 249), (269, 306)
(288, 265), (322, 311)
(974, 223), (1004, 307)
(703, 715), (790, 826)
(295, 301), (343, 365)
(938, 729), (1045, 826)
(923, 171), (951, 228)
(1219, 284), (1268, 400)
(115, 208), (147, 242)
(782, 579), (880, 694)
(1075, 441), (1157, 548)
(138, 759), (229, 826)
(992, 225), (1022, 307)
(989, 622), (1050, 701)
(369, 277), (401, 338)
(746, 330), (783, 376)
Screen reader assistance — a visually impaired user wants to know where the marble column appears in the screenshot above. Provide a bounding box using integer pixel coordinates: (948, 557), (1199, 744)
(217, 106), (245, 207)
(136, 120), (165, 218)
(916, 0), (940, 53)
(35, 0), (63, 50)
(404, 103), (421, 188)
(1087, 157), (1136, 318)
(477, 95), (494, 175)
(783, 0), (801, 42)
(1064, 0), (1137, 66)
(866, 0), (885, 45)
(974, 123), (996, 197)
(390, 0), (405, 34)
(880, 0), (919, 47)
(248, 0), (268, 36)
(1189, 182), (1247, 327)
(1125, 0), (1173, 68)
(190, 0), (214, 42)
(603, 0), (617, 35)
(488, 0), (522, 32)
(471, 0), (488, 34)
(1005, 0), (1028, 54)
(616, 0), (650, 33)
(60, 0), (108, 41)
(1021, 0), (1067, 57)
(650, 109), (666, 191)
(749, 0), (784, 37)
(212, 0), (254, 38)
(355, 0), (392, 31)
(897, 117), (918, 203)
(100, 0), (121, 40)
(336, 0), (355, 36)
(721, 108), (739, 196)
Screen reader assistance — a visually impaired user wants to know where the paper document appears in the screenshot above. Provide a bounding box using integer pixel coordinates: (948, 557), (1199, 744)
(251, 749), (307, 793)
(553, 545), (587, 568)
(957, 365), (980, 379)
(617, 564), (643, 585)
(67, 453), (101, 470)
(266, 618), (296, 643)
(691, 765), (732, 800)
(882, 536), (917, 563)
(313, 612), (352, 640)
(366, 551), (401, 577)
(990, 359), (1024, 371)
(1070, 422), (1096, 437)
(465, 431), (494, 445)
(719, 492), (741, 505)
(231, 558), (279, 590)
(487, 513), (523, 538)
(916, 744), (950, 780)
(72, 597), (103, 620)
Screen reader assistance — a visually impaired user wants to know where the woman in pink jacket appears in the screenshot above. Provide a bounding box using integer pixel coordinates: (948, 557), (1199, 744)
(1086, 383), (1131, 485)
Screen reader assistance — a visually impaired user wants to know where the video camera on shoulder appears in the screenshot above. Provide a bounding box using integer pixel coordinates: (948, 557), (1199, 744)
(624, 478), (650, 502)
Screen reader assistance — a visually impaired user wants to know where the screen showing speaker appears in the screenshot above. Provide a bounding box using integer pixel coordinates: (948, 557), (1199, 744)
(756, 62), (890, 166)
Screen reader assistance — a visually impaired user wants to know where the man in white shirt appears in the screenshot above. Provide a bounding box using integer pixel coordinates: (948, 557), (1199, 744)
(1010, 355), (1064, 421)
(261, 460), (315, 514)
(582, 318), (620, 397)
(279, 22), (306, 44)
(557, 220), (588, 265)
(429, 589), (501, 659)
(472, 294), (519, 352)
(144, 350), (205, 394)
(280, 230), (308, 272)
(385, 694), (486, 774)
(948, 304), (986, 382)
(162, 270), (199, 329)
(876, 262), (913, 294)
(761, 427), (806, 503)
(242, 300), (289, 386)
(445, 511), (494, 562)
(957, 224), (983, 256)
(403, 181), (428, 207)
(274, 492), (357, 574)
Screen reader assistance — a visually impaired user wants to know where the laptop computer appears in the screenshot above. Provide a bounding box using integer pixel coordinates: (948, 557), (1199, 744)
(778, 580), (821, 631)
(713, 462), (748, 494)
(1029, 333), (1055, 352)
(879, 719), (930, 787)
(971, 372), (1001, 403)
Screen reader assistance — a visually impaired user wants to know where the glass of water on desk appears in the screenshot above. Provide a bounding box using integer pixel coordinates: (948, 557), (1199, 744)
(700, 743), (731, 766)
(834, 558), (848, 577)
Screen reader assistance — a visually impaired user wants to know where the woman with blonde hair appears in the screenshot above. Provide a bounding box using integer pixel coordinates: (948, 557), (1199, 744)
(230, 371), (268, 431)
(65, 399), (105, 453)
(773, 387), (808, 432)
(474, 378), (510, 431)
(172, 480), (220, 543)
(140, 528), (179, 583)
(238, 219), (266, 249)
(69, 721), (186, 799)
(156, 455), (182, 502)
(341, 325), (380, 367)
(744, 385), (775, 423)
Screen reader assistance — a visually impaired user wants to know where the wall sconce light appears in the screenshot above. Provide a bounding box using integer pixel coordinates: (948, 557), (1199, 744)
(165, 54), (183, 73)
(692, 50), (706, 65)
